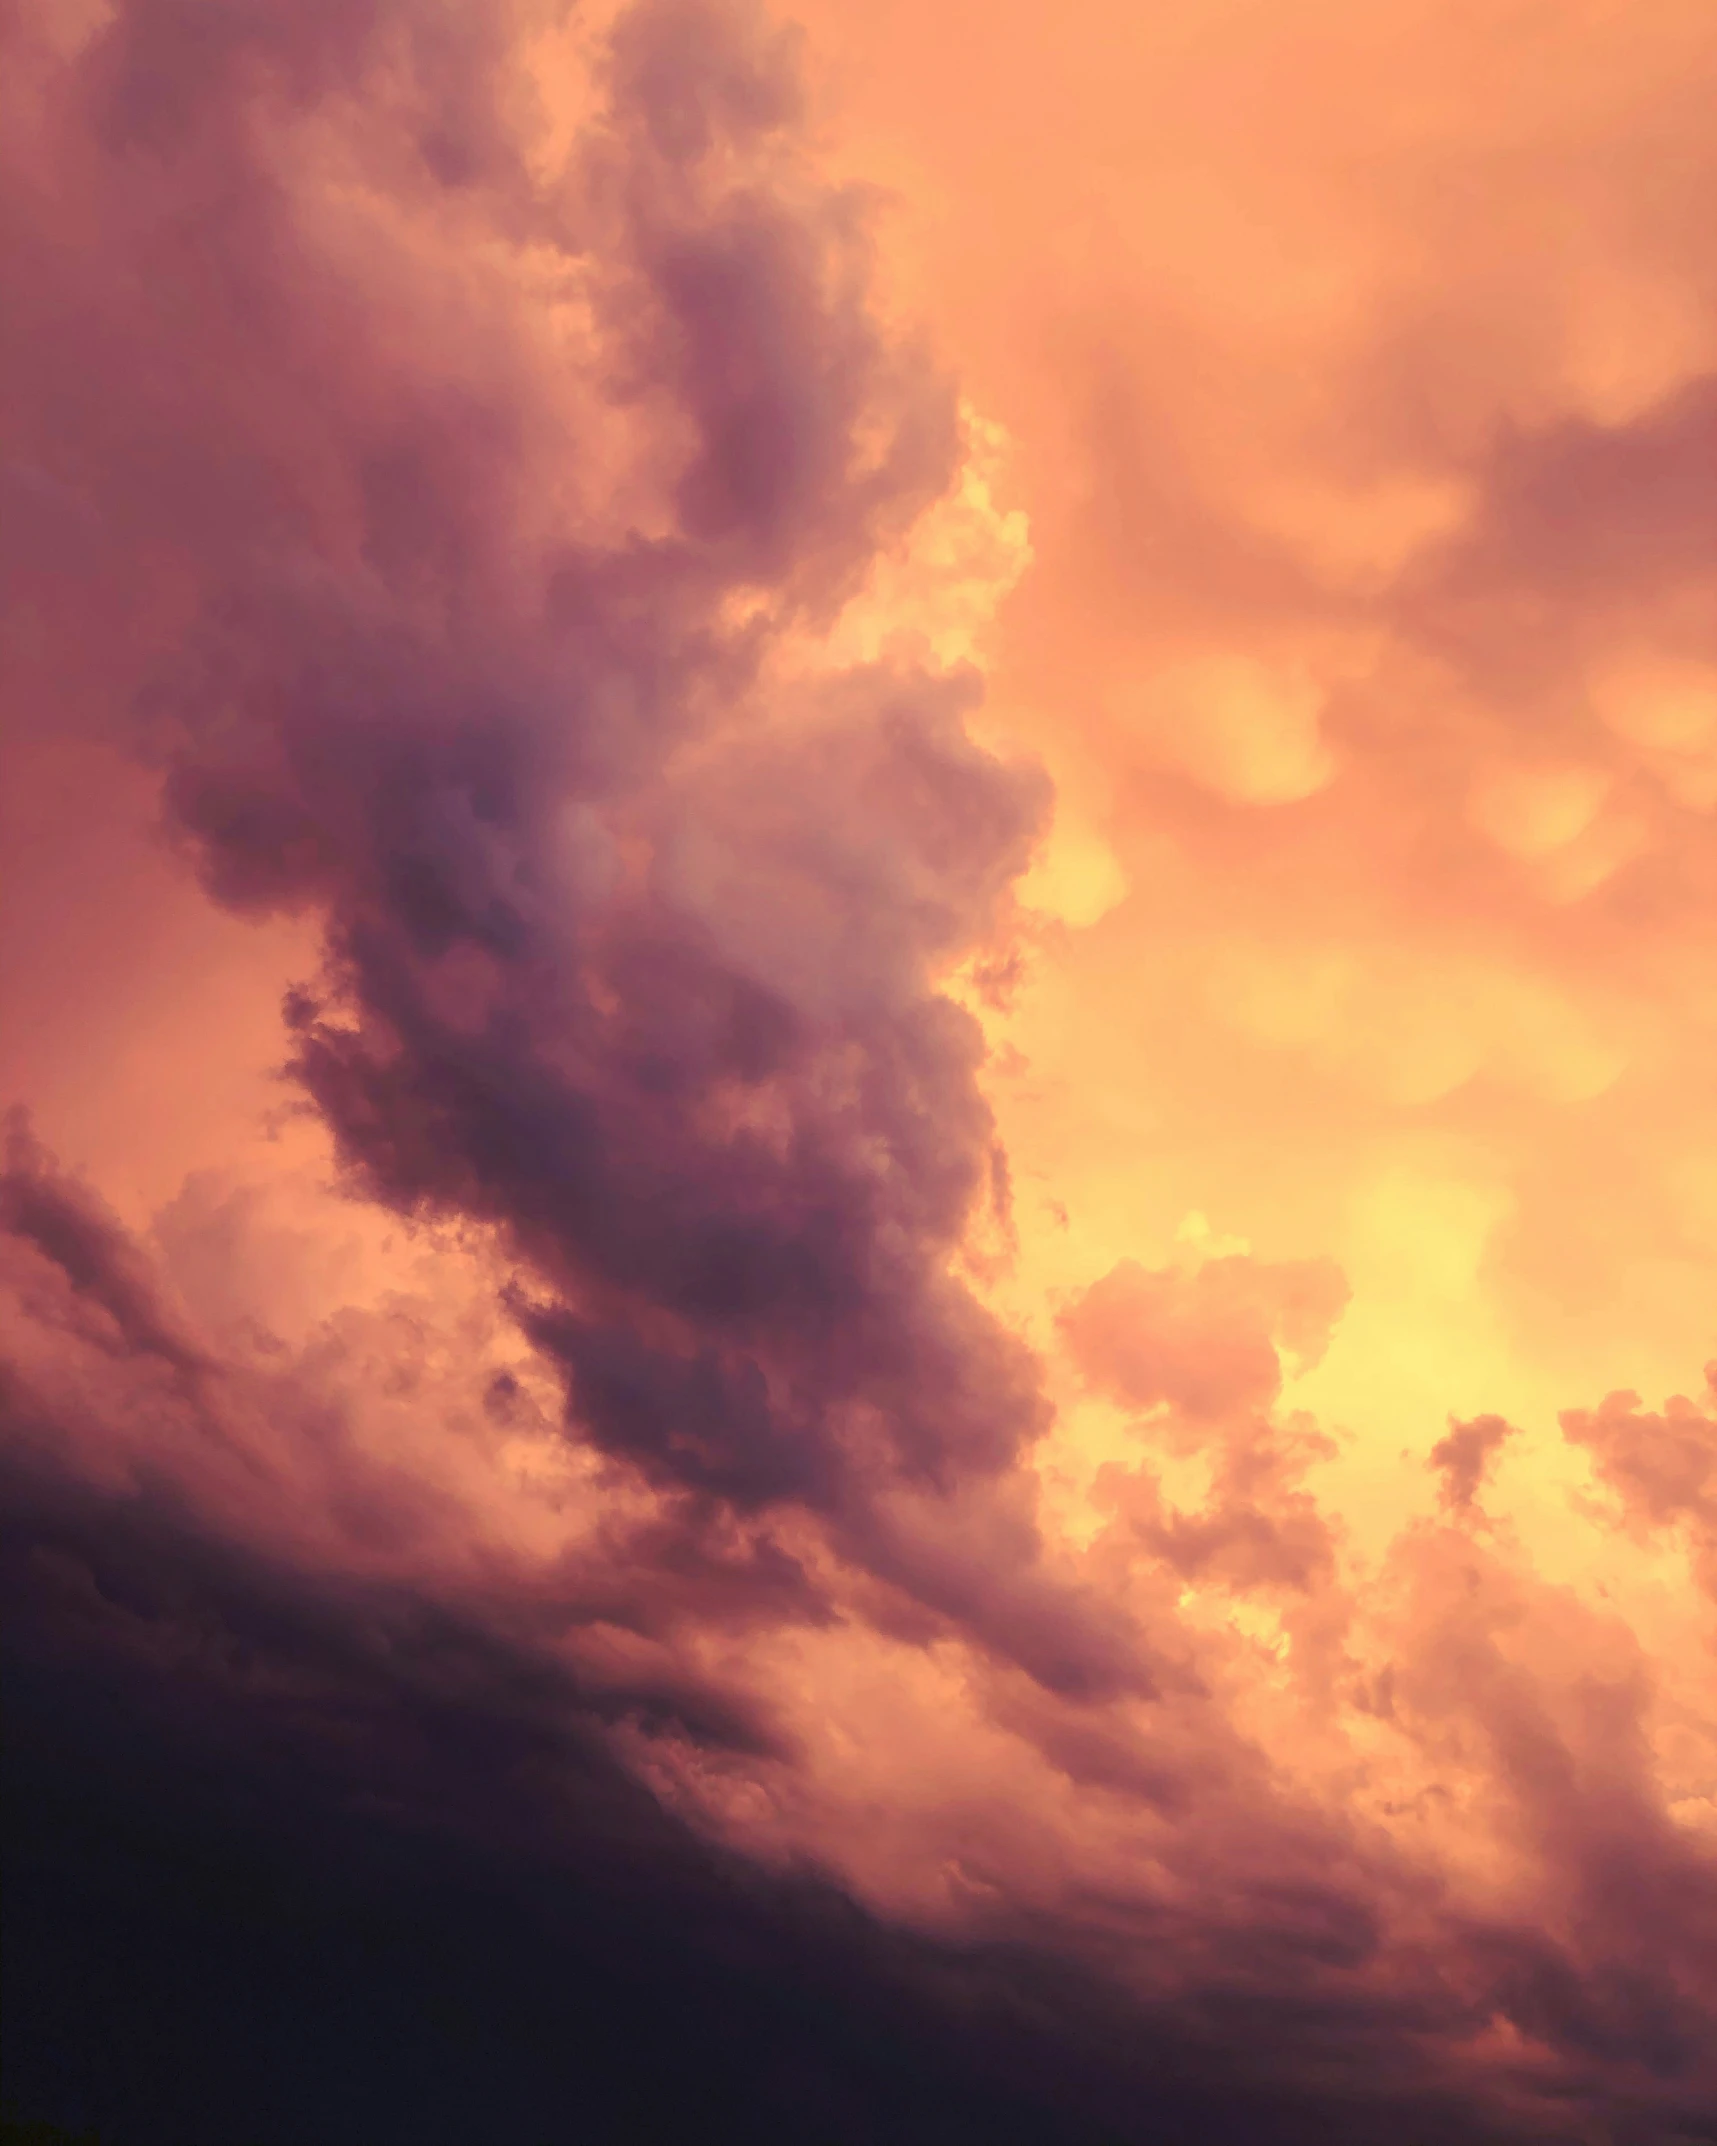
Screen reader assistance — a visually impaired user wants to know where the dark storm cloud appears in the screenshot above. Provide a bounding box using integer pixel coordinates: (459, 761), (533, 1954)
(0, 0), (1104, 1682)
(0, 1127), (1538, 2143)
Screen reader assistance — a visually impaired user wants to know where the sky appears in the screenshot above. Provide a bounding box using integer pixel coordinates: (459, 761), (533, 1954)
(2, 2), (1715, 2142)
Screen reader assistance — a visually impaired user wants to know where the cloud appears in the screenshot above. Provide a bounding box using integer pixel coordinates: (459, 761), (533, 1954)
(1060, 1251), (1350, 1421)
(1429, 1412), (1518, 1516)
(6, 2), (1717, 2142)
(1, 1097), (1566, 2145)
(1426, 376), (1717, 614)
(2, 0), (1098, 1689)
(1, 1108), (210, 1384)
(1562, 1370), (1717, 1598)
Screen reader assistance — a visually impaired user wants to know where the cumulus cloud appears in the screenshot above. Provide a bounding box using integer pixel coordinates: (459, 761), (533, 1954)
(1562, 1370), (1717, 1599)
(3, 0), (1091, 1672)
(1061, 1251), (1350, 1421)
(1429, 1412), (1518, 1517)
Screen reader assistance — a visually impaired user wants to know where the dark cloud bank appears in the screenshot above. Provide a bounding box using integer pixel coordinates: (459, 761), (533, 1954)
(4, 2), (1717, 2141)
(0, 1140), (1512, 2146)
(1, 1436), (1501, 2146)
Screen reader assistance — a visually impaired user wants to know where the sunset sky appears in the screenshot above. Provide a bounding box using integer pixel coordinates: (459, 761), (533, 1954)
(3, 2), (1715, 2141)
